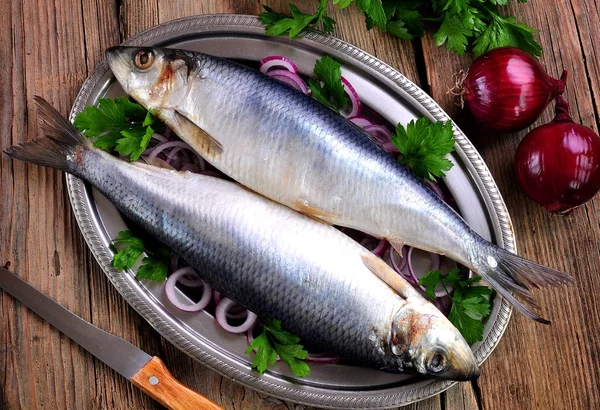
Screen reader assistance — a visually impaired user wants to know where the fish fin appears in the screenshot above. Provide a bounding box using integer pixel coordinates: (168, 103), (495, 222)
(361, 253), (415, 299)
(173, 110), (223, 158)
(141, 156), (175, 170)
(388, 239), (405, 255)
(293, 198), (336, 222)
(4, 96), (89, 171)
(476, 245), (573, 324)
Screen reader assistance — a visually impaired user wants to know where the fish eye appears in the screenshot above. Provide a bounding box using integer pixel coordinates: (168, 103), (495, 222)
(427, 352), (447, 373)
(134, 50), (155, 70)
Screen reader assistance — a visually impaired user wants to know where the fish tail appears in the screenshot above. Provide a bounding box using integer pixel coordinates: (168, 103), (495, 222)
(4, 96), (89, 171)
(475, 244), (573, 324)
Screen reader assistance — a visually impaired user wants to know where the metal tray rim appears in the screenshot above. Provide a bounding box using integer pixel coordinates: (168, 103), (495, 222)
(66, 14), (513, 409)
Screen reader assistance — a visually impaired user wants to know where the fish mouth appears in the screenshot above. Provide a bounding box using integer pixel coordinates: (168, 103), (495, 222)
(429, 346), (480, 381)
(106, 46), (136, 91)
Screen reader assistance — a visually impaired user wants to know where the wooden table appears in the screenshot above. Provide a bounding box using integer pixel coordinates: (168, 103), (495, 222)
(2, 1), (600, 409)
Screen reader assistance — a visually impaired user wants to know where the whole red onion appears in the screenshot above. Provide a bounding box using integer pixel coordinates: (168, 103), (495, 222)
(463, 47), (567, 132)
(515, 96), (600, 213)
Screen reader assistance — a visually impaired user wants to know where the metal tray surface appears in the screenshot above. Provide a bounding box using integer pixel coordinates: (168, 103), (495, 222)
(66, 14), (513, 409)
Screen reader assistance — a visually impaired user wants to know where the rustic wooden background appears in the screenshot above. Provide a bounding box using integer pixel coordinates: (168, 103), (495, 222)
(1, 1), (599, 409)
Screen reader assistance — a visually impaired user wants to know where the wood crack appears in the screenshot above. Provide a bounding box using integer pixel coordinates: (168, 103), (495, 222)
(471, 379), (484, 410)
(567, 0), (600, 126)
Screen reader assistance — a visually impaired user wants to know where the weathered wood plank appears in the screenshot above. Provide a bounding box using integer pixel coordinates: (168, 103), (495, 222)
(5, 0), (599, 409)
(419, 1), (600, 409)
(0, 0), (99, 409)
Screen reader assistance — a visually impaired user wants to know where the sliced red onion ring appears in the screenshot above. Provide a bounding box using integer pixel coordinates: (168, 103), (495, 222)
(266, 69), (309, 94)
(405, 248), (449, 297)
(349, 116), (373, 128)
(213, 290), (221, 305)
(259, 56), (299, 74)
(305, 353), (340, 364)
(165, 269), (212, 312)
(147, 141), (206, 168)
(363, 124), (392, 142)
(360, 238), (388, 257)
(215, 298), (257, 334)
(390, 245), (408, 273)
(171, 267), (203, 287)
(382, 142), (400, 154)
(151, 133), (169, 143)
(341, 77), (361, 118)
(406, 247), (426, 290)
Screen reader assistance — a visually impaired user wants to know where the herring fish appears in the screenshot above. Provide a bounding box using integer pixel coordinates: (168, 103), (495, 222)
(107, 46), (572, 322)
(4, 97), (479, 380)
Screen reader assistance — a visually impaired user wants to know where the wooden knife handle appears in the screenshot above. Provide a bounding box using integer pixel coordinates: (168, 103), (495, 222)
(130, 356), (223, 410)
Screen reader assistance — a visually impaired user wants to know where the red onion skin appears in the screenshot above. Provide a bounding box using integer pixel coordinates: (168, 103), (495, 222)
(515, 96), (600, 213)
(464, 47), (566, 132)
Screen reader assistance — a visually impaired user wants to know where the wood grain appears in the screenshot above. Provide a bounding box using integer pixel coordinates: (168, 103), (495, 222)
(1, 0), (598, 409)
(419, 1), (600, 409)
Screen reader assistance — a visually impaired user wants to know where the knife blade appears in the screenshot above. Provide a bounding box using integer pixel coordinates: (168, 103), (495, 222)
(0, 266), (222, 410)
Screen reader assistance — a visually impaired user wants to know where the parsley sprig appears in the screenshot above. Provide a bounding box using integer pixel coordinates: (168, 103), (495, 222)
(74, 97), (158, 161)
(259, 0), (541, 57)
(308, 56), (349, 111)
(392, 118), (455, 181)
(246, 319), (310, 377)
(112, 230), (171, 281)
(260, 0), (335, 37)
(419, 268), (494, 344)
(306, 56), (455, 181)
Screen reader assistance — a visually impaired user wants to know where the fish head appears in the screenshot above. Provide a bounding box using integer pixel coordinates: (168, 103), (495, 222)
(106, 46), (192, 110)
(388, 304), (480, 381)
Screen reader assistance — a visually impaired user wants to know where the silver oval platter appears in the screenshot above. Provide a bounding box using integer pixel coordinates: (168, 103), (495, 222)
(67, 14), (513, 409)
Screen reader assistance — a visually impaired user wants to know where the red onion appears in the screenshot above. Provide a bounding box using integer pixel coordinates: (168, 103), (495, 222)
(463, 47), (567, 132)
(259, 56), (299, 74)
(382, 142), (399, 154)
(305, 353), (340, 364)
(360, 237), (388, 256)
(349, 116), (373, 128)
(215, 298), (257, 333)
(363, 124), (392, 142)
(341, 77), (361, 118)
(515, 96), (600, 213)
(165, 269), (212, 312)
(266, 69), (309, 94)
(389, 245), (408, 273)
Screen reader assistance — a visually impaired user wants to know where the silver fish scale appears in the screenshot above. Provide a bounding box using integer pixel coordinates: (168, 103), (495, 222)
(179, 55), (473, 261)
(81, 149), (403, 369)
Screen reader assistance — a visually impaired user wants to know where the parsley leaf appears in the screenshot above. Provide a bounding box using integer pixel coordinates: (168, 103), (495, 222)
(419, 268), (494, 344)
(259, 0), (335, 38)
(308, 56), (348, 111)
(391, 117), (455, 181)
(259, 1), (541, 57)
(74, 97), (158, 161)
(472, 11), (541, 57)
(435, 14), (472, 54)
(246, 319), (310, 377)
(111, 230), (171, 282)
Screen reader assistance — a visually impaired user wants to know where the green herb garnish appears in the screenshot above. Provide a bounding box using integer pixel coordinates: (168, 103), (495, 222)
(112, 230), (170, 281)
(419, 268), (494, 344)
(74, 97), (158, 161)
(392, 117), (455, 181)
(259, 1), (541, 57)
(308, 56), (349, 111)
(260, 0), (335, 38)
(246, 319), (310, 377)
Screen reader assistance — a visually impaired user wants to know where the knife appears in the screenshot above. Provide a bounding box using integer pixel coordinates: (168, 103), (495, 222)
(0, 266), (223, 410)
